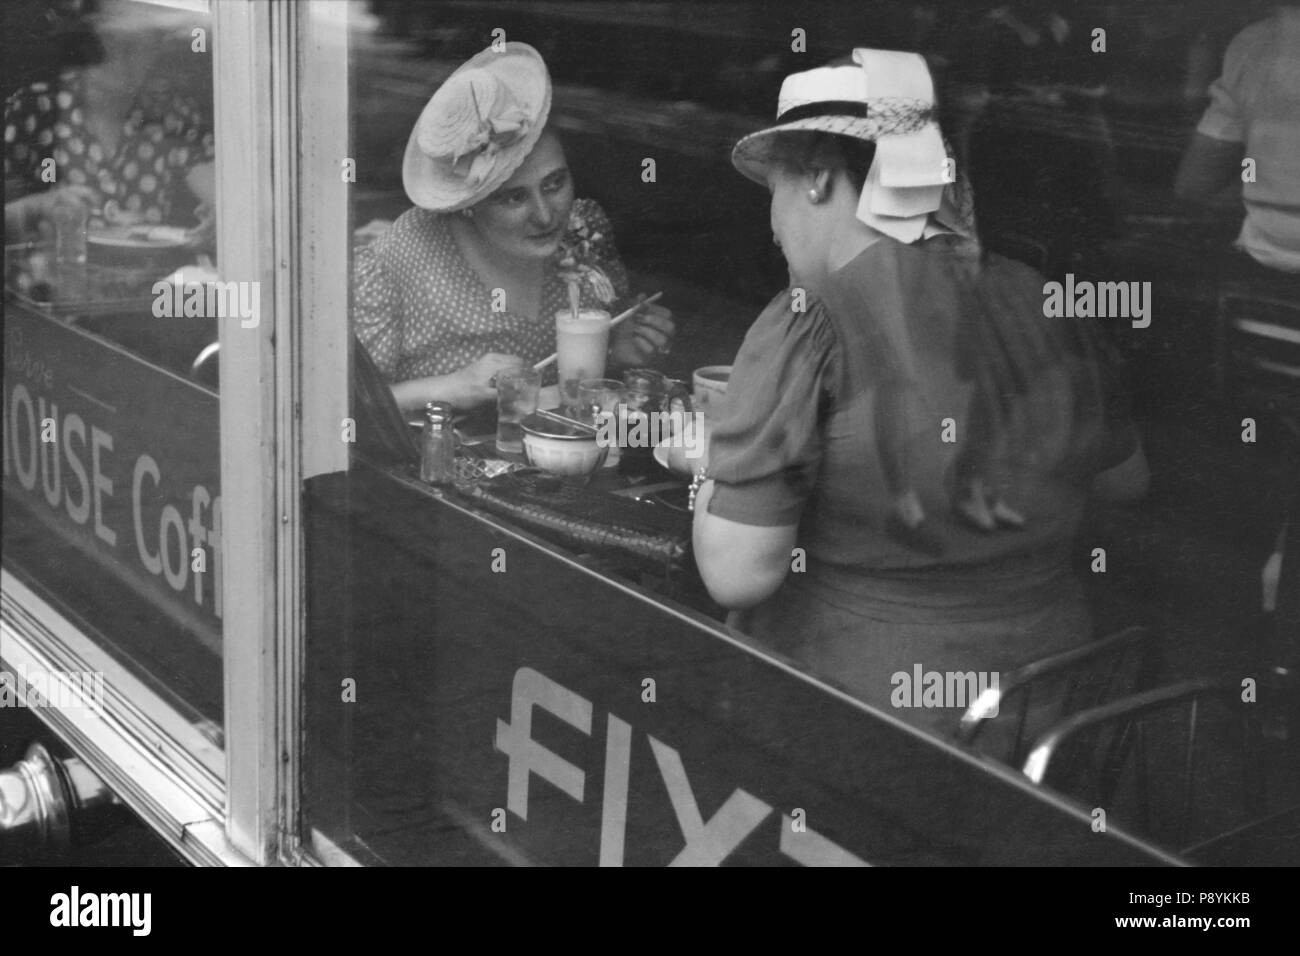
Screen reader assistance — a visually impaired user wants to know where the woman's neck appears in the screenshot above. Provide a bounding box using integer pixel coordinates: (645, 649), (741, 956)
(452, 218), (544, 278)
(84, 31), (153, 91)
(813, 184), (885, 284)
(449, 216), (546, 313)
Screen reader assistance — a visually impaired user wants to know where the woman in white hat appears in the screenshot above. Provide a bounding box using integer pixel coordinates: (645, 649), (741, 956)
(354, 42), (673, 413)
(691, 50), (1149, 737)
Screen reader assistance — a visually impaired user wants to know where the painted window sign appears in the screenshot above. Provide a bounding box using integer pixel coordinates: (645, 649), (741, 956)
(2, 310), (222, 650)
(496, 667), (870, 866)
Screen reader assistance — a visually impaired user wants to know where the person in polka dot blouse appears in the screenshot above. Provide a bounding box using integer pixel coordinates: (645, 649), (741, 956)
(353, 41), (675, 414)
(4, 3), (215, 240)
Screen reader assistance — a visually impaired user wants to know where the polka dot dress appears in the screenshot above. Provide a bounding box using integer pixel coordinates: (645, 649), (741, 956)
(353, 198), (629, 386)
(4, 69), (215, 225)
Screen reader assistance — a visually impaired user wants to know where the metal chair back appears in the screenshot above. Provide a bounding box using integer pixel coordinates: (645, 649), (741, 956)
(1022, 678), (1267, 852)
(958, 625), (1161, 768)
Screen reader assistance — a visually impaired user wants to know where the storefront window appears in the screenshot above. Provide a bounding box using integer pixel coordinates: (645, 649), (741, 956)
(4, 0), (223, 767)
(287, 0), (1300, 867)
(3, 0), (1294, 868)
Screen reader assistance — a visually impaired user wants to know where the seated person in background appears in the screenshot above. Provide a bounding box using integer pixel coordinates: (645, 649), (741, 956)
(1175, 3), (1300, 278)
(1177, 5), (1300, 699)
(4, 0), (214, 241)
(353, 41), (674, 414)
(692, 50), (1149, 737)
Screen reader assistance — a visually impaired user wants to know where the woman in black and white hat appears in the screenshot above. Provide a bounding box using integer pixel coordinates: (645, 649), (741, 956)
(692, 49), (1149, 736)
(353, 41), (674, 413)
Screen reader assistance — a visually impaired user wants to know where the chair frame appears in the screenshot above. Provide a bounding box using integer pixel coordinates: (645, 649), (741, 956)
(957, 624), (1161, 767)
(1214, 285), (1300, 408)
(1022, 677), (1266, 852)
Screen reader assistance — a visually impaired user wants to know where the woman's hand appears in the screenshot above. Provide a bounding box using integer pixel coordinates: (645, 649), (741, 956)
(610, 302), (675, 369)
(394, 351), (522, 413)
(188, 201), (216, 251)
(389, 352), (526, 414)
(459, 352), (528, 404)
(5, 186), (98, 239)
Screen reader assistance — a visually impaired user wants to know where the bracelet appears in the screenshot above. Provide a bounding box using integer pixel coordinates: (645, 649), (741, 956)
(687, 468), (709, 513)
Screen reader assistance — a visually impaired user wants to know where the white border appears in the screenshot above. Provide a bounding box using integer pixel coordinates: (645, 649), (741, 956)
(1, 572), (249, 866)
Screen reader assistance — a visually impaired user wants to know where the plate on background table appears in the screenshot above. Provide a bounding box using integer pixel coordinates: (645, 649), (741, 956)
(88, 225), (191, 251)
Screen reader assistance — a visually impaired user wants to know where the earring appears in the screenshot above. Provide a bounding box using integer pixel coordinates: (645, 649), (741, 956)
(461, 207), (475, 218)
(807, 188), (823, 204)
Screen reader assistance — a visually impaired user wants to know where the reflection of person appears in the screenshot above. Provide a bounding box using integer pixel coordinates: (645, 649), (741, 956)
(1175, 4), (1300, 276)
(1177, 6), (1300, 705)
(353, 42), (674, 414)
(692, 50), (1148, 736)
(962, 2), (1117, 272)
(3, 0), (215, 240)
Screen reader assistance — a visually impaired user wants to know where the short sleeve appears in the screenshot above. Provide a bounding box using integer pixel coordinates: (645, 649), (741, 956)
(167, 92), (216, 171)
(4, 84), (49, 191)
(144, 77), (215, 177)
(1196, 22), (1265, 143)
(352, 237), (402, 381)
(706, 293), (837, 527)
(128, 63), (214, 179)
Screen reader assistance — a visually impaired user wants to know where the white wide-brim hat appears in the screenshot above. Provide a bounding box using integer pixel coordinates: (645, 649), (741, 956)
(732, 49), (975, 244)
(402, 41), (552, 212)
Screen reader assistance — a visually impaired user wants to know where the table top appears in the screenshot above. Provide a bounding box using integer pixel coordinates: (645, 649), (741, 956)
(5, 241), (196, 318)
(1185, 804), (1300, 866)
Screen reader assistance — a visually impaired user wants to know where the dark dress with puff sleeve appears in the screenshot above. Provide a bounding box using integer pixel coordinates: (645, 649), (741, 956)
(706, 235), (1137, 735)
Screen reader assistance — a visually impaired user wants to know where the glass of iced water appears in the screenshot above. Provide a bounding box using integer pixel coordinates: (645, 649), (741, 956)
(495, 365), (541, 455)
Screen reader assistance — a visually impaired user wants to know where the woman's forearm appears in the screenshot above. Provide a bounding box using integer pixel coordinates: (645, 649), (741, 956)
(390, 372), (476, 414)
(4, 200), (27, 240)
(5, 191), (41, 240)
(692, 481), (799, 609)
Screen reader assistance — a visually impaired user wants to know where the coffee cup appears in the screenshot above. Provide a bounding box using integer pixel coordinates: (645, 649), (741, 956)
(691, 365), (731, 423)
(661, 410), (711, 477)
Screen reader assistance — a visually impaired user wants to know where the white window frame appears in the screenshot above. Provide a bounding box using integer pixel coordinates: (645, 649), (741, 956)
(4, 0), (386, 869)
(208, 0), (286, 865)
(285, 0), (355, 864)
(217, 0), (351, 865)
(0, 0), (298, 867)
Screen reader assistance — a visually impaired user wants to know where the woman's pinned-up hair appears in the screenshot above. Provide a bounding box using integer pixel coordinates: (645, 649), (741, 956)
(761, 131), (878, 193)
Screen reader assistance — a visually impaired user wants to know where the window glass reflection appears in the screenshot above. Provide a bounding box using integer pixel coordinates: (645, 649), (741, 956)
(3, 0), (223, 745)
(305, 0), (1299, 865)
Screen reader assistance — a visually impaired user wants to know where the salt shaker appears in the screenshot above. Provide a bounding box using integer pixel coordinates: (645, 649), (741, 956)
(420, 401), (456, 484)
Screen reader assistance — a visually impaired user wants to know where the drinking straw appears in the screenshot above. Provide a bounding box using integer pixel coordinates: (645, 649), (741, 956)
(532, 292), (664, 371)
